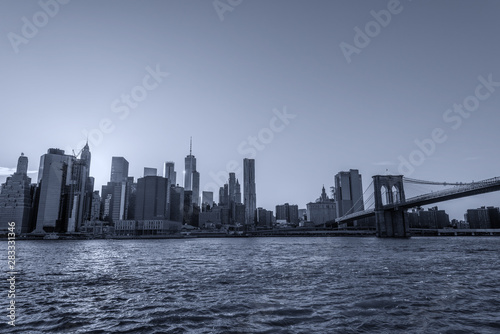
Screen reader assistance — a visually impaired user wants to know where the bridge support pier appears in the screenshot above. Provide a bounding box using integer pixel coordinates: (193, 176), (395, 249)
(373, 175), (410, 238)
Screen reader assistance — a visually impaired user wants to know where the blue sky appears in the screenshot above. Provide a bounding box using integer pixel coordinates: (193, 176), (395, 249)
(1, 0), (499, 219)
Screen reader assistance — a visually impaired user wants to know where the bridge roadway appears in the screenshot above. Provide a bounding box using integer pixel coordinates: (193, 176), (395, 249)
(336, 177), (500, 223)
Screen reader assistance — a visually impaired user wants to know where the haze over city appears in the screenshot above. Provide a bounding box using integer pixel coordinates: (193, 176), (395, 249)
(1, 0), (500, 219)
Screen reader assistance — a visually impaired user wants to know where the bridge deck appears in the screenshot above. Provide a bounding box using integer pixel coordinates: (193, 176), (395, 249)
(337, 177), (500, 223)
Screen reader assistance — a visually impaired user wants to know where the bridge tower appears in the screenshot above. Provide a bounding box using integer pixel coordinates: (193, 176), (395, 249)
(372, 175), (410, 238)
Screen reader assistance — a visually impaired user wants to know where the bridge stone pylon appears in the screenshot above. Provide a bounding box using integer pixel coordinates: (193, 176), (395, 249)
(372, 175), (410, 238)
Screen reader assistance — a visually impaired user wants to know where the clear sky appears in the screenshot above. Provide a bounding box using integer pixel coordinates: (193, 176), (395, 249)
(1, 0), (499, 220)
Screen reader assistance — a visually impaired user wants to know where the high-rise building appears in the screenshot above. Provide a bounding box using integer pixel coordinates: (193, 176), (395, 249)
(170, 185), (184, 223)
(184, 138), (200, 205)
(0, 153), (33, 234)
(90, 191), (101, 221)
(184, 138), (196, 190)
(135, 176), (170, 220)
(256, 207), (273, 228)
(234, 203), (246, 225)
(408, 206), (449, 229)
(102, 157), (130, 222)
(334, 169), (364, 218)
(275, 203), (299, 224)
(235, 179), (241, 204)
(243, 158), (256, 226)
(192, 171), (200, 206)
(183, 190), (194, 225)
(143, 167), (157, 177)
(67, 143), (93, 232)
(110, 157), (129, 183)
(202, 191), (214, 211)
(163, 161), (176, 185)
(34, 147), (93, 233)
(228, 173), (236, 203)
(465, 206), (500, 229)
(218, 186), (225, 206)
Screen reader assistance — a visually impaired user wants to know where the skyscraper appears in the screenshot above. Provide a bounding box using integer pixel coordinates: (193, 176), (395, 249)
(202, 191), (214, 210)
(334, 169), (364, 218)
(184, 138), (200, 205)
(135, 175), (170, 220)
(163, 161), (176, 185)
(235, 179), (241, 204)
(0, 153), (32, 234)
(243, 158), (256, 226)
(228, 172), (236, 204)
(192, 171), (200, 206)
(170, 185), (184, 223)
(110, 157), (129, 183)
(34, 148), (74, 232)
(102, 157), (130, 222)
(143, 167), (157, 177)
(66, 143), (94, 232)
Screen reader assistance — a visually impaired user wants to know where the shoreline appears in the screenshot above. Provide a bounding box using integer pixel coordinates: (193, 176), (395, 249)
(3, 228), (500, 241)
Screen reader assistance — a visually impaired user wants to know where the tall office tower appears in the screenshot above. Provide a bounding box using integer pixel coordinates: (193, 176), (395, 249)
(218, 186), (225, 206)
(192, 171), (200, 206)
(0, 153), (33, 234)
(235, 179), (241, 204)
(90, 191), (101, 221)
(126, 177), (137, 220)
(135, 176), (170, 220)
(256, 207), (273, 228)
(110, 157), (129, 183)
(67, 143), (93, 232)
(223, 184), (229, 208)
(34, 148), (74, 233)
(163, 161), (176, 185)
(243, 158), (256, 226)
(228, 173), (236, 203)
(102, 157), (130, 222)
(184, 138), (196, 190)
(202, 191), (214, 211)
(144, 167), (157, 177)
(183, 190), (194, 225)
(234, 203), (246, 225)
(334, 169), (364, 218)
(184, 138), (200, 205)
(170, 185), (184, 222)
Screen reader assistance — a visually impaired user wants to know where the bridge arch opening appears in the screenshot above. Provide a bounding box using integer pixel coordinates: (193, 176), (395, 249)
(381, 185), (389, 205)
(392, 185), (401, 203)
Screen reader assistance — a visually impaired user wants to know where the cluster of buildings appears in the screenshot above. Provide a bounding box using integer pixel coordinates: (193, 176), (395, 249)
(0, 141), (258, 236)
(305, 169), (373, 229)
(1, 146), (500, 236)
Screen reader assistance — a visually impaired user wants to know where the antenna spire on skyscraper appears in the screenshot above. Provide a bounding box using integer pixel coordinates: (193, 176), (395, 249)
(190, 136), (192, 155)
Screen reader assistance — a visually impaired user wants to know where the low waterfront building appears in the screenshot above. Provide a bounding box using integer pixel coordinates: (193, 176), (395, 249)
(114, 219), (182, 236)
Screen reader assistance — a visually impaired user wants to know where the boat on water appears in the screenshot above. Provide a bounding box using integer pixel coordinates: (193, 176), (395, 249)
(43, 233), (59, 240)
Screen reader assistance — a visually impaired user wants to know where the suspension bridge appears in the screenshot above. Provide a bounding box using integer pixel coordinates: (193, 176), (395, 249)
(335, 175), (500, 238)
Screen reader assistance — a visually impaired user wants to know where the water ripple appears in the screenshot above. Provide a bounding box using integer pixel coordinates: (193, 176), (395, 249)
(1, 237), (500, 333)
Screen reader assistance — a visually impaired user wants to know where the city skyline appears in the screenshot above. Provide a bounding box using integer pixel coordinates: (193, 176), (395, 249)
(1, 1), (500, 220)
(2, 146), (500, 223)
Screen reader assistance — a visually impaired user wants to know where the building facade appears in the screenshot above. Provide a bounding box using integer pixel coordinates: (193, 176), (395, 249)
(243, 158), (256, 226)
(0, 153), (33, 234)
(334, 169), (364, 218)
